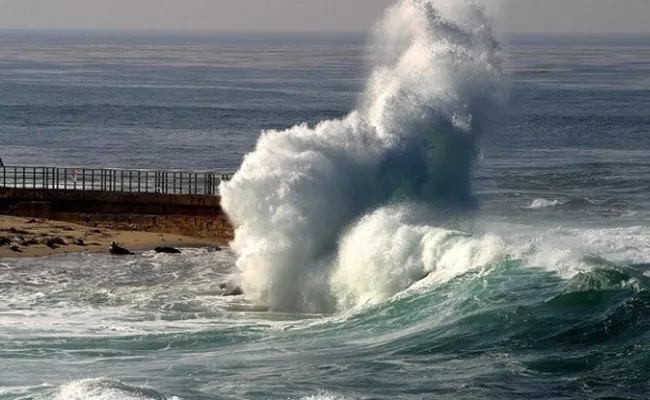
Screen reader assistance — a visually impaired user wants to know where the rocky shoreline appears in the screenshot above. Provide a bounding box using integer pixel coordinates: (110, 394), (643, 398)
(0, 215), (224, 258)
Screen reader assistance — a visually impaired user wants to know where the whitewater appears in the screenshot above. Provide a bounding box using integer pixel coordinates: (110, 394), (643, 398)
(221, 0), (504, 313)
(4, 0), (650, 399)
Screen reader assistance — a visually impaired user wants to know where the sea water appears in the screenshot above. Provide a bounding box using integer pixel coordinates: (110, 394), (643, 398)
(2, 1), (650, 399)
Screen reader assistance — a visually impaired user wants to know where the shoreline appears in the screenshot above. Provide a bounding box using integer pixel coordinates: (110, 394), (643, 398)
(0, 215), (225, 259)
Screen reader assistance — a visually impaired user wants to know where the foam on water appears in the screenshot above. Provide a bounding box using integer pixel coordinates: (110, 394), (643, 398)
(221, 0), (503, 312)
(332, 206), (506, 309)
(54, 378), (177, 400)
(528, 198), (565, 209)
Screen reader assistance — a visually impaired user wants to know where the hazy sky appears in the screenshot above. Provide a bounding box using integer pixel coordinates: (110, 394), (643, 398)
(1, 0), (649, 34)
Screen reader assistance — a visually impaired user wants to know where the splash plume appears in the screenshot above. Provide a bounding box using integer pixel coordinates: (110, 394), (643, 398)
(221, 0), (503, 312)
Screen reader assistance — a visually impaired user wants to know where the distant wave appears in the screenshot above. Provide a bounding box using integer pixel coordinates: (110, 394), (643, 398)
(527, 198), (566, 209)
(526, 197), (626, 210)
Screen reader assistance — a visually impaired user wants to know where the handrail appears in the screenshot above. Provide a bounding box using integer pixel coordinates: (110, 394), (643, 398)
(0, 166), (234, 196)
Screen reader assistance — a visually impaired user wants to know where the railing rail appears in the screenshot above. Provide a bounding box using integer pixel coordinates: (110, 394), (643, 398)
(0, 166), (233, 196)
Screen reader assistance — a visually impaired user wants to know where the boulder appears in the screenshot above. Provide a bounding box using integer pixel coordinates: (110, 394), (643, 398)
(223, 286), (244, 296)
(109, 242), (134, 255)
(219, 282), (244, 296)
(45, 237), (66, 249)
(154, 246), (182, 254)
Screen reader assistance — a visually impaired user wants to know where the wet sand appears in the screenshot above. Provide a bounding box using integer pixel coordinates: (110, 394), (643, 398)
(0, 215), (221, 258)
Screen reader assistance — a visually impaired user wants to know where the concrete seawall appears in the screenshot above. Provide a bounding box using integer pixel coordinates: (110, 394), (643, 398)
(0, 188), (234, 243)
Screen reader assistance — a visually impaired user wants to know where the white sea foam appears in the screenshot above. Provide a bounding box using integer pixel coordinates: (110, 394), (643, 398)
(54, 378), (178, 400)
(332, 206), (507, 309)
(221, 0), (503, 312)
(528, 198), (565, 209)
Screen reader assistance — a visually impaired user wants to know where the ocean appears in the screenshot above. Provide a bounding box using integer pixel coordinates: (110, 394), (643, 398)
(3, 1), (650, 399)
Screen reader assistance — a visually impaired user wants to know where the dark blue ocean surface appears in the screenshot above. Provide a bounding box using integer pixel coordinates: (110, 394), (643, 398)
(1, 28), (650, 400)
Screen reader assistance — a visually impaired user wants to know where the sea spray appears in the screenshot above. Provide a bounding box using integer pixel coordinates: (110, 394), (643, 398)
(221, 0), (503, 312)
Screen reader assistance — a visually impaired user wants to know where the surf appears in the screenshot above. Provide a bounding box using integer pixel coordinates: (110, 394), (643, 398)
(220, 0), (503, 313)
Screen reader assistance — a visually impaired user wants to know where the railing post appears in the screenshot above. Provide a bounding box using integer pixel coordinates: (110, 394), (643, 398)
(160, 171), (165, 194)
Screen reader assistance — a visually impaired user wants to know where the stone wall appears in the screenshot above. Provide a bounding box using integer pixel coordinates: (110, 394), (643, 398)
(0, 188), (234, 242)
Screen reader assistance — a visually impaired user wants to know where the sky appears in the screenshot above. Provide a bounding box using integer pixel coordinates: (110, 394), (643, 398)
(0, 0), (649, 34)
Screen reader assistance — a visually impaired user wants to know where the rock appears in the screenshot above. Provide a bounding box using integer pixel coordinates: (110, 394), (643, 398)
(205, 245), (222, 252)
(0, 236), (10, 246)
(72, 238), (85, 246)
(27, 219), (38, 224)
(91, 229), (102, 234)
(8, 227), (30, 235)
(20, 238), (40, 246)
(223, 286), (244, 296)
(9, 245), (21, 252)
(45, 237), (66, 249)
(154, 246), (182, 254)
(219, 282), (244, 296)
(109, 242), (134, 255)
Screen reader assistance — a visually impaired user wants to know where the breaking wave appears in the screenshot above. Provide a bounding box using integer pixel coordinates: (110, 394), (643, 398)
(221, 0), (503, 312)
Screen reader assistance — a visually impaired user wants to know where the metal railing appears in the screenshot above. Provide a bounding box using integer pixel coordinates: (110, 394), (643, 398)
(0, 166), (233, 196)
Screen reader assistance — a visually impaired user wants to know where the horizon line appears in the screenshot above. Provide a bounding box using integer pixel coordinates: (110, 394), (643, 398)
(0, 28), (650, 37)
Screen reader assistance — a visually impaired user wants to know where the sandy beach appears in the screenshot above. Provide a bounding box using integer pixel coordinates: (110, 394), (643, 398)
(0, 215), (222, 258)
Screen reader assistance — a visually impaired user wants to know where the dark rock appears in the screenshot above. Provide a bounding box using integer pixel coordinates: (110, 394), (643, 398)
(205, 245), (222, 252)
(109, 242), (134, 255)
(27, 219), (38, 224)
(91, 229), (102, 234)
(0, 236), (10, 246)
(73, 238), (85, 246)
(45, 237), (66, 249)
(8, 227), (30, 235)
(154, 246), (182, 254)
(51, 237), (66, 245)
(20, 238), (40, 246)
(9, 245), (21, 252)
(220, 281), (243, 296)
(223, 286), (243, 296)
